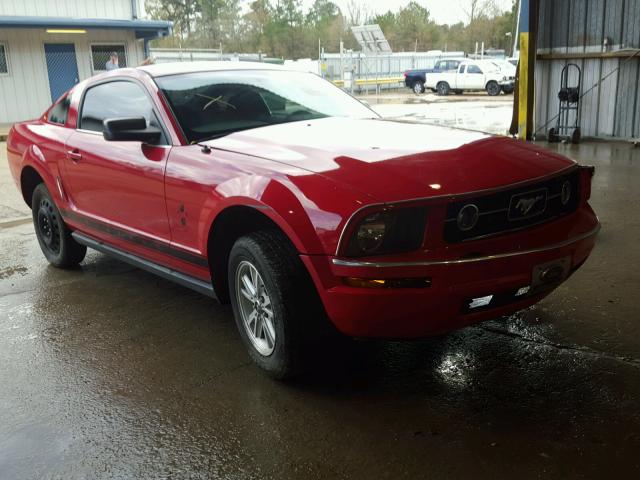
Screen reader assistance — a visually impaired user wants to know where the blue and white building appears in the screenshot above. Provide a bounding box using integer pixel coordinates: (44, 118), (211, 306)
(0, 0), (171, 123)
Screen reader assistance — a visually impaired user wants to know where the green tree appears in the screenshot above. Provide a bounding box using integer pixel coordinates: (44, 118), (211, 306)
(146, 0), (516, 59)
(305, 0), (345, 55)
(270, 0), (304, 58)
(146, 0), (199, 41)
(244, 0), (273, 52)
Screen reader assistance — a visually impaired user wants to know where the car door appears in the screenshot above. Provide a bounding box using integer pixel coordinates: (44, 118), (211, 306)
(62, 79), (172, 241)
(464, 64), (485, 90)
(455, 64), (467, 88)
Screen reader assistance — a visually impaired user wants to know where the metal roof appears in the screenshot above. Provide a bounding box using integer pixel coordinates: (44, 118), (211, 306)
(0, 16), (172, 40)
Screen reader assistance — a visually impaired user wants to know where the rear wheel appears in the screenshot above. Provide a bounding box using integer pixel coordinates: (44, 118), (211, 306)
(412, 81), (425, 94)
(436, 82), (450, 96)
(228, 230), (322, 379)
(486, 81), (501, 96)
(32, 183), (86, 268)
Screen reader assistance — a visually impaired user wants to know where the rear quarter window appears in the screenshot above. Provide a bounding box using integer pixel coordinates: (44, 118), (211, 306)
(47, 95), (70, 125)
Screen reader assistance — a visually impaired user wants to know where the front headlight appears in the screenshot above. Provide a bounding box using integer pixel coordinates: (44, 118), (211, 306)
(355, 212), (388, 253)
(344, 206), (428, 257)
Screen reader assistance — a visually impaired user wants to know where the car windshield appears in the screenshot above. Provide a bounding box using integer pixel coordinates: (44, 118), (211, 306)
(155, 69), (378, 143)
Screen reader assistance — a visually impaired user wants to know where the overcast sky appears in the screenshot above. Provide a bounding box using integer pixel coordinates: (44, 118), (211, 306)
(300, 0), (513, 26)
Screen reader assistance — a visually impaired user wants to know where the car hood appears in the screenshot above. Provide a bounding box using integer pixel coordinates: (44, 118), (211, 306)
(210, 117), (576, 203)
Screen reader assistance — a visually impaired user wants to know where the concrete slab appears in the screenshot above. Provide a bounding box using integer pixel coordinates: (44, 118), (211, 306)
(0, 142), (30, 223)
(0, 123), (13, 142)
(1, 138), (639, 477)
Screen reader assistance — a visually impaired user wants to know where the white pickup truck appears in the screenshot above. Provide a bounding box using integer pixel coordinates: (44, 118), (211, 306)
(425, 60), (515, 96)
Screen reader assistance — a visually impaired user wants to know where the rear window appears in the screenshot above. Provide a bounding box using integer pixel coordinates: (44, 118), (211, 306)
(47, 95), (70, 125)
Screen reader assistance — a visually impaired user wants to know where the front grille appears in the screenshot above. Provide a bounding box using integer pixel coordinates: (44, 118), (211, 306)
(444, 169), (580, 243)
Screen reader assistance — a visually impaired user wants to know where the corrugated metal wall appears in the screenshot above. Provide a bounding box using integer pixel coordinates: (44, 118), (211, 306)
(0, 29), (144, 123)
(0, 0), (135, 19)
(535, 0), (640, 139)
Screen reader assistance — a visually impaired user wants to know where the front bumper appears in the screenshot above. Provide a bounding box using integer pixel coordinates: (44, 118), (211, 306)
(301, 207), (599, 339)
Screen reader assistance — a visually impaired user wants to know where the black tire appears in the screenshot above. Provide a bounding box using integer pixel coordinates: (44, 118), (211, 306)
(486, 81), (501, 96)
(548, 127), (560, 143)
(430, 88), (437, 93)
(32, 183), (86, 268)
(228, 230), (320, 379)
(453, 89), (463, 95)
(412, 81), (425, 95)
(436, 82), (450, 96)
(502, 85), (514, 94)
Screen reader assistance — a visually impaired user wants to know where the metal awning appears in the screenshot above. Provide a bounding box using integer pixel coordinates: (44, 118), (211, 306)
(0, 16), (172, 40)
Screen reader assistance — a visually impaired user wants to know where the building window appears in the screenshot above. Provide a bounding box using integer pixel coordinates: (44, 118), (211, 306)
(0, 43), (8, 74)
(91, 44), (127, 72)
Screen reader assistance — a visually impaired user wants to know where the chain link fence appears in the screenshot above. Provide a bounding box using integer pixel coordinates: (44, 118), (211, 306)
(90, 45), (127, 72)
(147, 48), (471, 93)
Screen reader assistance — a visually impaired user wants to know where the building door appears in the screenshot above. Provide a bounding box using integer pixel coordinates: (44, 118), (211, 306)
(44, 44), (79, 102)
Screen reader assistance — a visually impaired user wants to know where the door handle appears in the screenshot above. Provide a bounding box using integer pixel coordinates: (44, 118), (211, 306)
(67, 149), (82, 162)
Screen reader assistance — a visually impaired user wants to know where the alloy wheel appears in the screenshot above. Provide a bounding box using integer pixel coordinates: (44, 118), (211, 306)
(235, 260), (276, 356)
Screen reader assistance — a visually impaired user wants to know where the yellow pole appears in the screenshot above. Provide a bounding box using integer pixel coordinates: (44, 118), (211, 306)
(518, 31), (529, 140)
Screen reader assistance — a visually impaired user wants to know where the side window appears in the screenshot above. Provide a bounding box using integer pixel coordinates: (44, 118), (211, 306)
(80, 81), (166, 143)
(458, 64), (466, 74)
(48, 95), (70, 125)
(467, 64), (483, 74)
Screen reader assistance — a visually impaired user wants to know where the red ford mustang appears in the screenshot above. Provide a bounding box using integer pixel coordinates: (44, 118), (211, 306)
(7, 62), (599, 377)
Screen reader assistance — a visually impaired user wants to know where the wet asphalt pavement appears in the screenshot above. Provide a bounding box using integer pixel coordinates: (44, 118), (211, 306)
(1, 135), (640, 478)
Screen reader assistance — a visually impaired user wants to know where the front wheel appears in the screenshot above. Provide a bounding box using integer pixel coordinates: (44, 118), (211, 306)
(486, 81), (501, 96)
(32, 183), (86, 268)
(228, 230), (319, 379)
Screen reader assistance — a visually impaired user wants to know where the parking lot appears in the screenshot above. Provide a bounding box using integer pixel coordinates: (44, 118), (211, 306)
(368, 90), (514, 135)
(1, 93), (640, 478)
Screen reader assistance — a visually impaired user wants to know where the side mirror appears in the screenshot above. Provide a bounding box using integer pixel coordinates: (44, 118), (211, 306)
(103, 116), (162, 144)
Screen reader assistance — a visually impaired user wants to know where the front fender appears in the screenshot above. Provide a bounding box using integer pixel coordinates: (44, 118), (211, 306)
(201, 175), (332, 255)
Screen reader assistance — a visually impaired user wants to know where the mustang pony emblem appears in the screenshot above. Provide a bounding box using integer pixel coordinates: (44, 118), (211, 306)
(515, 194), (545, 216)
